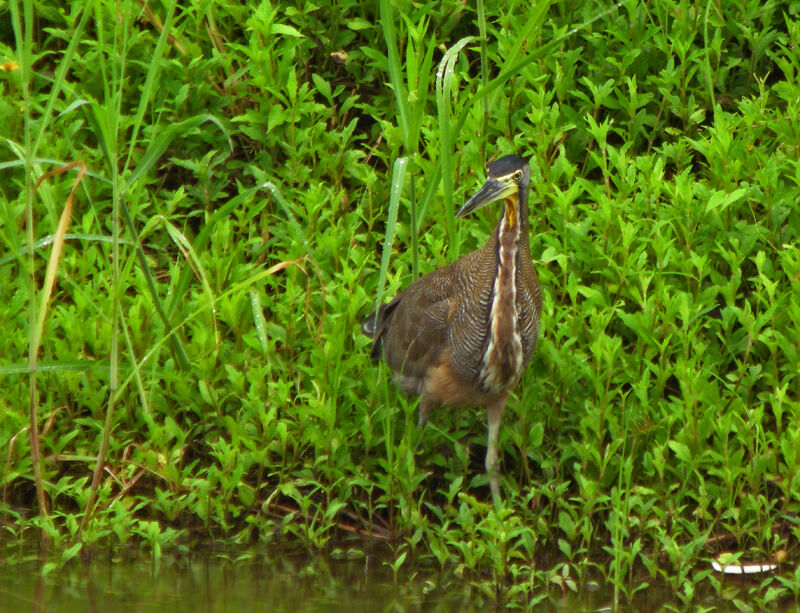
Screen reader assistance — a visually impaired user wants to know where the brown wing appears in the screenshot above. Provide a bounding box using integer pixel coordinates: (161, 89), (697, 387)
(363, 242), (504, 394)
(376, 262), (461, 387)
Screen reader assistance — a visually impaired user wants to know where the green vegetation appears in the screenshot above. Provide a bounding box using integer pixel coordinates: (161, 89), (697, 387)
(2, 0), (800, 608)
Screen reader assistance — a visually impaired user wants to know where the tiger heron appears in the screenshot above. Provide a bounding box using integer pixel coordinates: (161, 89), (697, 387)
(362, 155), (542, 500)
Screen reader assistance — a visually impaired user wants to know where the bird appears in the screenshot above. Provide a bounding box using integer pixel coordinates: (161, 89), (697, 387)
(362, 154), (542, 500)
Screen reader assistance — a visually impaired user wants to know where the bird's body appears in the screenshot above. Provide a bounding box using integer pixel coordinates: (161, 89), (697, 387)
(363, 155), (542, 500)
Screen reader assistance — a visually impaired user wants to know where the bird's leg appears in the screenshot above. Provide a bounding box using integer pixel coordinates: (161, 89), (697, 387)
(485, 395), (507, 501)
(418, 394), (435, 427)
(413, 395), (435, 452)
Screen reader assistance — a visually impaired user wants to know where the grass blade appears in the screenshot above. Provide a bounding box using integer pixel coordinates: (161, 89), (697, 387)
(476, 0), (489, 145)
(120, 201), (191, 370)
(11, 0), (49, 529)
(32, 162), (87, 342)
(499, 0), (551, 75)
(167, 183), (266, 320)
(372, 157), (409, 320)
(379, 0), (411, 148)
(30, 5), (91, 157)
(0, 233), (133, 266)
(124, 114), (231, 189)
(436, 36), (475, 256)
(249, 289), (269, 357)
(161, 217), (220, 355)
(121, 0), (178, 176)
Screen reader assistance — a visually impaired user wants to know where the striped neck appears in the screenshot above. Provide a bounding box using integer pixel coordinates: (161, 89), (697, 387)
(479, 195), (525, 393)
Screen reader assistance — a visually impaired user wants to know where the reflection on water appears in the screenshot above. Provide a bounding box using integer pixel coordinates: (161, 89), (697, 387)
(4, 542), (789, 612)
(2, 546), (466, 613)
(0, 543), (617, 613)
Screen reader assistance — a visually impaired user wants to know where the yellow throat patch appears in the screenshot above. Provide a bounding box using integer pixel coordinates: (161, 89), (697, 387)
(503, 196), (517, 228)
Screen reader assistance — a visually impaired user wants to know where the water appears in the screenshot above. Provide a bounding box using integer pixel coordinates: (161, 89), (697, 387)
(1, 543), (624, 612)
(0, 546), (482, 613)
(2, 543), (791, 612)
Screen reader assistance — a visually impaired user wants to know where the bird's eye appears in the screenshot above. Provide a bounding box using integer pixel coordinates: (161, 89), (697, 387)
(513, 170), (523, 181)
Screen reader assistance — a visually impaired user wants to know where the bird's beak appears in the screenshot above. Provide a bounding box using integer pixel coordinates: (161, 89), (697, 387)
(456, 178), (515, 218)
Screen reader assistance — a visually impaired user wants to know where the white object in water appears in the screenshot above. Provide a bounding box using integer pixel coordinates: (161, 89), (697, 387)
(711, 560), (777, 575)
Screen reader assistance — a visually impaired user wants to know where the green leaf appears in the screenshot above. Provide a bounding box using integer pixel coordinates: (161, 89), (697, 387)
(347, 17), (372, 30)
(61, 541), (82, 563)
(705, 187), (746, 214)
(237, 483), (255, 507)
(668, 440), (692, 463)
(311, 73), (331, 100)
(529, 422), (544, 447)
(271, 23), (304, 37)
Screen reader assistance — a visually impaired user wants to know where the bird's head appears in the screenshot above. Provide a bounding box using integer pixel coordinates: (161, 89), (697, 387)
(456, 155), (530, 222)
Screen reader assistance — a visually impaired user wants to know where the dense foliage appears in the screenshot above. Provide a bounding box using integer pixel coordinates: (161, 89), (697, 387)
(2, 0), (800, 607)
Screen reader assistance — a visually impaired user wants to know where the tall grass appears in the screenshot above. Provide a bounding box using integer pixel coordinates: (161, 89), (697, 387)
(10, 0), (48, 528)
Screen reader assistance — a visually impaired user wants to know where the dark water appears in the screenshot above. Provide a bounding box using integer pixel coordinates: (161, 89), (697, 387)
(0, 544), (620, 613)
(2, 543), (793, 612)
